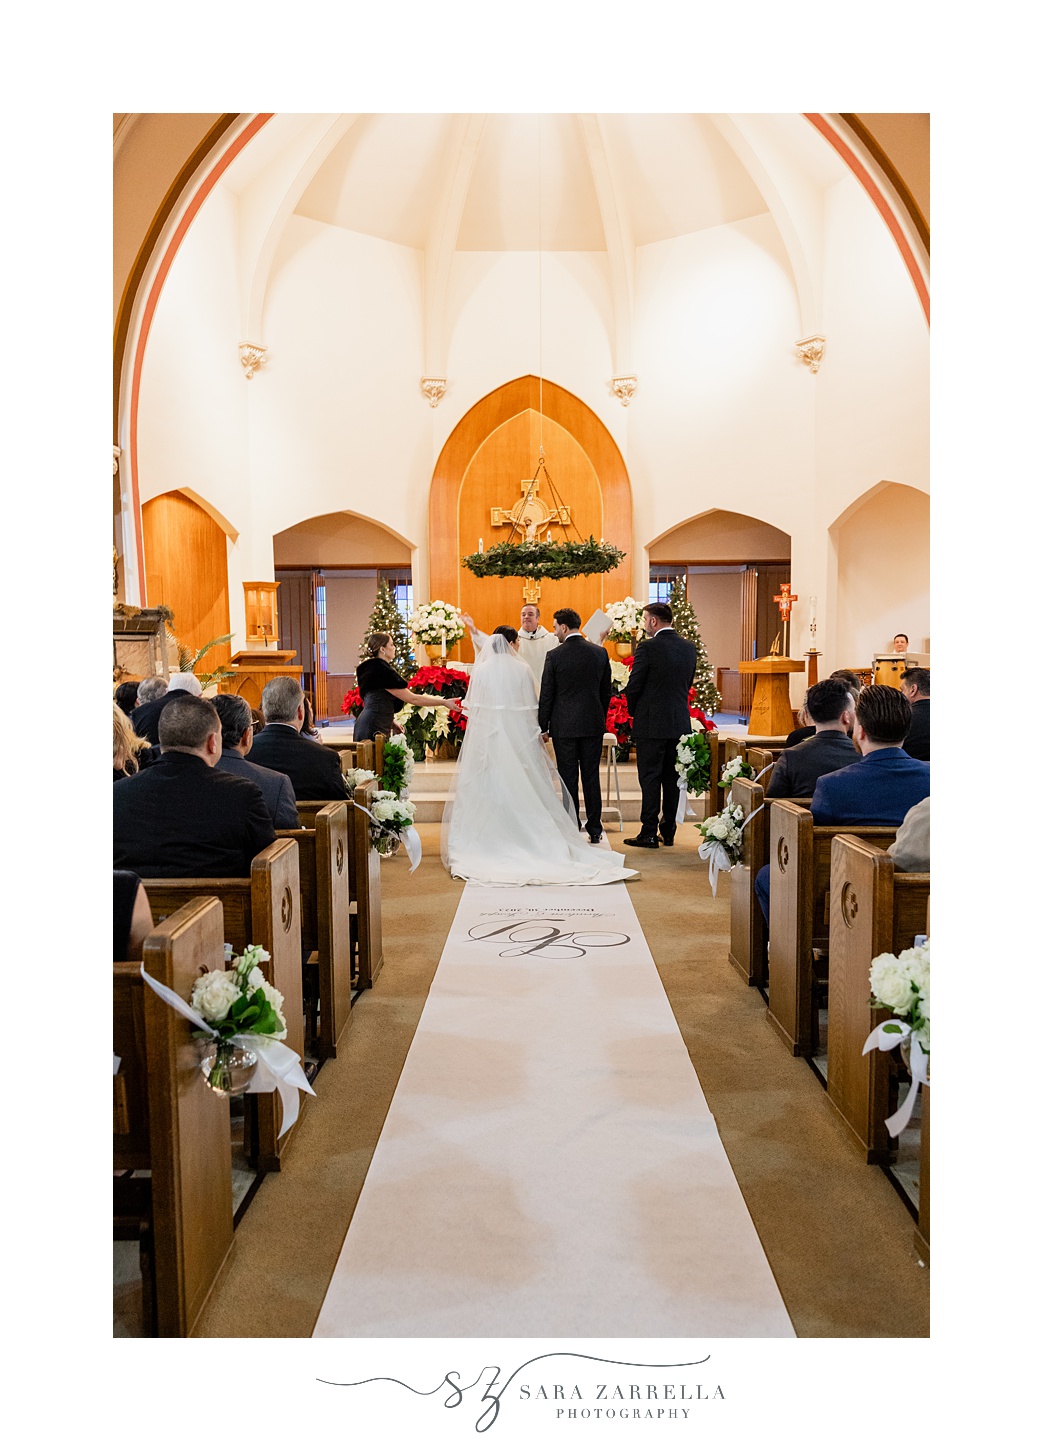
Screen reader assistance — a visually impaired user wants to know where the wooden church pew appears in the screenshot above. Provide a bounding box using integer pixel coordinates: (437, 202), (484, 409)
(766, 802), (898, 1057)
(114, 896), (234, 1336)
(275, 801), (352, 1062)
(339, 741), (374, 772)
(728, 776), (811, 988)
(826, 833), (930, 1162)
(706, 734), (745, 819)
(915, 1086), (930, 1263)
(141, 838), (304, 1173)
(298, 779), (385, 990)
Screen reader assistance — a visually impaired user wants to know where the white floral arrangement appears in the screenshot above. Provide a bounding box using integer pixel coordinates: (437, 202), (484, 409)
(696, 801), (745, 895)
(368, 788), (418, 855)
(869, 941), (930, 1054)
(191, 944), (288, 1043)
(676, 727), (712, 795)
(604, 596), (647, 643)
(343, 766), (378, 798)
(410, 600), (465, 647)
(609, 659), (631, 690)
(863, 939), (930, 1138)
(720, 756), (755, 789)
(396, 702), (452, 739)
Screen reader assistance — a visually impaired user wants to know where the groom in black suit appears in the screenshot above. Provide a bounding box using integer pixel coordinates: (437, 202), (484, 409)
(623, 601), (699, 847)
(538, 608), (613, 843)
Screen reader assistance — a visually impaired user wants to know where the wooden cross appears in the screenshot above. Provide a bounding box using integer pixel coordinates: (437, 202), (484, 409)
(490, 458), (571, 540)
(773, 583), (798, 622)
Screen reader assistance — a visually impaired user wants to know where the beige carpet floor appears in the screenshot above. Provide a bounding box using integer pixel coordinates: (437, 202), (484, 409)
(193, 821), (928, 1338)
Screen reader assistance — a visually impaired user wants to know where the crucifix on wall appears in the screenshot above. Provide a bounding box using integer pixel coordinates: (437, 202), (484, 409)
(490, 451), (573, 604)
(772, 583), (799, 657)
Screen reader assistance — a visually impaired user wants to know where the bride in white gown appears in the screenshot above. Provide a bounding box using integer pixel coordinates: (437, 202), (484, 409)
(442, 627), (636, 886)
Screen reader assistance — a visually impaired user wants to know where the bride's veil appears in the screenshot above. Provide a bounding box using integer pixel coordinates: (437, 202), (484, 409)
(440, 629), (578, 872)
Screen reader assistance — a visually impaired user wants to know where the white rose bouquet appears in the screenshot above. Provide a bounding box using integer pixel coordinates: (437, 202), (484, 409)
(410, 600), (465, 647)
(604, 596), (647, 643)
(368, 788), (418, 855)
(863, 940), (930, 1138)
(720, 755), (755, 790)
(676, 728), (712, 797)
(343, 766), (378, 799)
(869, 942), (930, 1053)
(189, 944), (287, 1092)
(696, 801), (745, 894)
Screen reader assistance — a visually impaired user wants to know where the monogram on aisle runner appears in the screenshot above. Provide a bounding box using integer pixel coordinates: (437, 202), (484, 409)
(313, 883), (794, 1337)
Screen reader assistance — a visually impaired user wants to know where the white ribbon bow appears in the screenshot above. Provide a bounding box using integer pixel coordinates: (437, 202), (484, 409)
(698, 839), (734, 896)
(139, 967), (315, 1136)
(862, 1020), (930, 1137)
(675, 774), (690, 826)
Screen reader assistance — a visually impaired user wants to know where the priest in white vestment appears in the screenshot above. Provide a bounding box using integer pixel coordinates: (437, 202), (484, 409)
(516, 603), (558, 684)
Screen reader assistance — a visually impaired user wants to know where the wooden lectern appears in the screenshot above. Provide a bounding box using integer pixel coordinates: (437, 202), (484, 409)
(219, 650), (299, 711)
(738, 657), (805, 736)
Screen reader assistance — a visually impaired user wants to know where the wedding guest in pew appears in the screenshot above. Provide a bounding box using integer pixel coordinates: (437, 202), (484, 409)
(114, 681), (140, 719)
(247, 677), (350, 801)
(899, 668), (930, 761)
(113, 702), (156, 780)
(888, 796), (930, 872)
(114, 695), (275, 877)
(809, 685), (930, 826)
(213, 694), (301, 829)
(755, 685), (930, 922)
(132, 672), (198, 745)
(784, 670), (863, 746)
(766, 679), (857, 798)
(113, 869), (153, 960)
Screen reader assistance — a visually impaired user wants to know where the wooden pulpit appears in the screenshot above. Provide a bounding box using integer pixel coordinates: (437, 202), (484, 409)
(738, 657), (805, 736)
(219, 650), (299, 711)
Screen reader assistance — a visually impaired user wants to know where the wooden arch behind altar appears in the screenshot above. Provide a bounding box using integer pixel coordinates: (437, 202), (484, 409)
(429, 377), (633, 661)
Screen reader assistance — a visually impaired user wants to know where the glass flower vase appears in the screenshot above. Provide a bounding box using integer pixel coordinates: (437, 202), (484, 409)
(200, 1039), (258, 1096)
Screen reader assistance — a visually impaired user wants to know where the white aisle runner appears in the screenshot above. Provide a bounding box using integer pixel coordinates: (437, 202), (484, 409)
(313, 884), (794, 1337)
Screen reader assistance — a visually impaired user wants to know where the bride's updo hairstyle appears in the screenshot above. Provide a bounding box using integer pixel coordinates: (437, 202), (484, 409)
(365, 632), (392, 658)
(493, 626), (518, 645)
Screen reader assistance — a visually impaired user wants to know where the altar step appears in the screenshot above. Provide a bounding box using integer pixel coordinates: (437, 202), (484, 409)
(402, 761), (707, 825)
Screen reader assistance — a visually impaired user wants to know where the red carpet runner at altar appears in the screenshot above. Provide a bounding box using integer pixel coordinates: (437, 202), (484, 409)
(313, 882), (794, 1337)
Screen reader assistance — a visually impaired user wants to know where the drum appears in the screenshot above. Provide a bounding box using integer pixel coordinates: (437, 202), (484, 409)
(873, 655), (906, 689)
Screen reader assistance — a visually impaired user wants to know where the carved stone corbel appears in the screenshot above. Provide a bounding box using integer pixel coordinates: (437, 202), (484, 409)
(239, 343), (268, 379)
(796, 336), (825, 373)
(420, 377), (447, 408)
(611, 376), (638, 406)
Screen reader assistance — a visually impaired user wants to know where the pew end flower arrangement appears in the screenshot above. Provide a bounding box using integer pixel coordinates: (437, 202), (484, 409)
(138, 944), (315, 1128)
(863, 941), (931, 1137)
(369, 789), (418, 857)
(719, 755), (754, 791)
(343, 766), (377, 799)
(380, 738), (414, 796)
(696, 801), (745, 895)
(675, 728), (712, 798)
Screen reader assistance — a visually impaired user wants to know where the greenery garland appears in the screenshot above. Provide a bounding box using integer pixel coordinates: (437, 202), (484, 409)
(462, 535), (626, 580)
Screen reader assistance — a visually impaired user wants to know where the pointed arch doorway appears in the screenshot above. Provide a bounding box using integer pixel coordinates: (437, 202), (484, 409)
(429, 377), (633, 660)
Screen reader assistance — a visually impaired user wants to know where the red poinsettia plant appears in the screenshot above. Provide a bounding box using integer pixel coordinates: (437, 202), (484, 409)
(342, 687), (364, 718)
(605, 694), (633, 760)
(688, 692), (718, 732)
(408, 665), (470, 698)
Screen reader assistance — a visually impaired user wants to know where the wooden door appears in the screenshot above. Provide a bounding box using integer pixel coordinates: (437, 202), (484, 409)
(142, 491), (231, 668)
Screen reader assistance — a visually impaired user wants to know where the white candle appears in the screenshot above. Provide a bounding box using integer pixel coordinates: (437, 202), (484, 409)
(441, 629), (446, 657)
(478, 538), (483, 553)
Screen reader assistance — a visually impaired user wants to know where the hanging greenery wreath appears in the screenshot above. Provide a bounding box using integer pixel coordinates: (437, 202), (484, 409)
(462, 536), (626, 580)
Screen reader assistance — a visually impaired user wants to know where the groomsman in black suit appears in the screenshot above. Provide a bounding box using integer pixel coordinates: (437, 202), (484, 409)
(623, 602), (699, 847)
(538, 608), (613, 843)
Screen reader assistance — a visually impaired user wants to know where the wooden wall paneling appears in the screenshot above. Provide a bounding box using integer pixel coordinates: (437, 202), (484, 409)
(429, 377), (633, 646)
(142, 491), (232, 668)
(455, 411), (604, 658)
(739, 567), (758, 716)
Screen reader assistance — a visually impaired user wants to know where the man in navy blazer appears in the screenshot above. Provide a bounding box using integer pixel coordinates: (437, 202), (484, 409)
(755, 685), (930, 921)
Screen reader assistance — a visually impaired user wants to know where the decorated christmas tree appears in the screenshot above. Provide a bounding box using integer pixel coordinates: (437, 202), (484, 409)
(668, 575), (721, 714)
(360, 579), (416, 679)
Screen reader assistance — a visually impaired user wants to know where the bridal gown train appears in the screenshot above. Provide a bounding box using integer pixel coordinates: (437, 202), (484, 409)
(442, 632), (636, 886)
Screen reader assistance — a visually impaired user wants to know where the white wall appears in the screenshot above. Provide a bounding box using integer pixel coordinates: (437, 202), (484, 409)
(833, 483), (930, 665)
